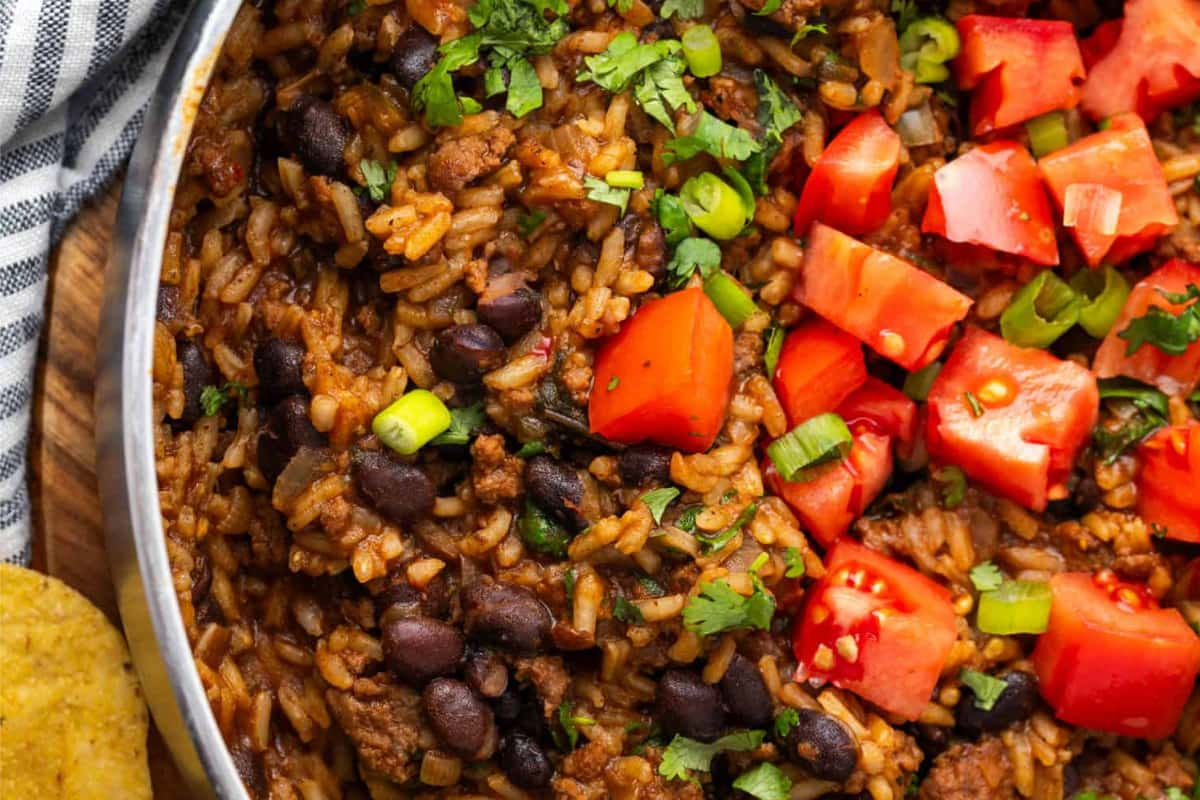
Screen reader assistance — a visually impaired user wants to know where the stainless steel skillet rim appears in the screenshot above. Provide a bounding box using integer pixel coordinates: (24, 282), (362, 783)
(96, 0), (248, 797)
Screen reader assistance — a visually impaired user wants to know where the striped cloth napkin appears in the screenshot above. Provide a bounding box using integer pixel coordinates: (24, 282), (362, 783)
(0, 0), (188, 563)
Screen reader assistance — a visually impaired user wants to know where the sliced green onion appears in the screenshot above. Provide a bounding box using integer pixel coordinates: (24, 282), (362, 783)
(1000, 270), (1083, 349)
(681, 25), (722, 78)
(976, 580), (1052, 635)
(1070, 265), (1131, 338)
(903, 361), (942, 402)
(703, 271), (757, 327)
(763, 324), (785, 379)
(767, 413), (853, 482)
(1025, 111), (1070, 158)
(899, 17), (960, 85)
(606, 170), (644, 189)
(372, 389), (452, 455)
(680, 173), (751, 240)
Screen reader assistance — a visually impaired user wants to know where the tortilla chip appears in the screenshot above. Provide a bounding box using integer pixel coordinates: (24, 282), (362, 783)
(0, 564), (151, 799)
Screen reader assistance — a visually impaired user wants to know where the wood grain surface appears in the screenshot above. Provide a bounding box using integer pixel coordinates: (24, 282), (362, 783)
(29, 181), (195, 799)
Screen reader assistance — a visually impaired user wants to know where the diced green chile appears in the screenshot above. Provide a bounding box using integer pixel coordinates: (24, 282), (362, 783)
(899, 17), (960, 84)
(679, 173), (752, 240)
(1000, 270), (1083, 348)
(1070, 265), (1131, 338)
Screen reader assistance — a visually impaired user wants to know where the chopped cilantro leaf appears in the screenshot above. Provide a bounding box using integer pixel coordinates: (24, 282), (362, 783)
(579, 33), (676, 92)
(1093, 413), (1165, 464)
(682, 577), (775, 636)
(732, 762), (792, 800)
(664, 111), (762, 164)
(659, 0), (704, 19)
(608, 0), (635, 11)
(607, 375), (620, 391)
(517, 209), (547, 237)
(613, 596), (645, 624)
(516, 440), (546, 458)
(773, 708), (799, 738)
(891, 0), (920, 32)
(969, 561), (1004, 593)
(640, 487), (681, 524)
(658, 730), (766, 780)
(675, 505), (702, 532)
(199, 381), (247, 417)
(504, 55), (544, 117)
(638, 574), (666, 596)
(792, 22), (828, 45)
(1098, 377), (1171, 418)
(932, 465), (966, 509)
(697, 502), (758, 554)
(652, 190), (693, 247)
(960, 669), (1008, 711)
(411, 35), (483, 128)
(563, 567), (577, 603)
(633, 53), (696, 133)
(964, 390), (985, 417)
(1118, 284), (1200, 357)
(783, 546), (806, 578)
(428, 402), (485, 446)
(554, 700), (595, 750)
(585, 175), (632, 214)
(749, 69), (803, 192)
(359, 158), (398, 202)
(755, 0), (782, 14)
(346, 0), (366, 15)
(665, 236), (722, 288)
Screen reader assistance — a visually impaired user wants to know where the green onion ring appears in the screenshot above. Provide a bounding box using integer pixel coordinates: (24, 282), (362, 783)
(1025, 111), (1070, 158)
(976, 580), (1052, 635)
(767, 412), (853, 482)
(681, 25), (722, 78)
(703, 271), (758, 328)
(680, 172), (752, 240)
(1070, 265), (1131, 338)
(1000, 270), (1083, 349)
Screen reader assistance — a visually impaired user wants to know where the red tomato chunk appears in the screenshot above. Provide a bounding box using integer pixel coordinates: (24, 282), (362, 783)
(1092, 259), (1200, 396)
(792, 110), (901, 236)
(792, 540), (956, 720)
(1079, 0), (1200, 122)
(1032, 571), (1200, 739)
(837, 377), (918, 452)
(797, 224), (973, 371)
(1038, 113), (1178, 267)
(588, 288), (732, 452)
(926, 327), (1099, 512)
(1137, 424), (1200, 543)
(764, 430), (894, 548)
(772, 318), (867, 428)
(923, 141), (1059, 266)
(954, 15), (1086, 135)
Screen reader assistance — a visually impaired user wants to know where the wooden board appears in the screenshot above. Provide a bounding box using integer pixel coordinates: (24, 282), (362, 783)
(29, 181), (195, 799)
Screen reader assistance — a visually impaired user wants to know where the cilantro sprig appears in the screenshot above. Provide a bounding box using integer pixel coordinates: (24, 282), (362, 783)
(664, 110), (762, 164)
(658, 730), (765, 780)
(200, 381), (247, 417)
(428, 402), (486, 446)
(682, 576), (774, 636)
(1118, 284), (1200, 357)
(733, 762), (792, 800)
(960, 669), (1008, 711)
(578, 33), (696, 132)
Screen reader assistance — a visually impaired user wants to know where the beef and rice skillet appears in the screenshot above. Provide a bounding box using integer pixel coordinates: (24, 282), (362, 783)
(153, 0), (1200, 796)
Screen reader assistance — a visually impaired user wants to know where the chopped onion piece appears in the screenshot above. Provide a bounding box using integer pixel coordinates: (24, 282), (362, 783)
(1063, 183), (1122, 236)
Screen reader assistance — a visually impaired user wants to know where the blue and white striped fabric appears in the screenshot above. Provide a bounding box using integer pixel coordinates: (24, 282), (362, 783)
(0, 0), (188, 563)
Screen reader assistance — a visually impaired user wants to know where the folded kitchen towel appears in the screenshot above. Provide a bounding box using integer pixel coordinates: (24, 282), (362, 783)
(0, 0), (189, 563)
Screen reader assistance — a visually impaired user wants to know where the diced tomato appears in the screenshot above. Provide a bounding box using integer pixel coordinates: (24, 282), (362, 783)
(588, 288), (732, 452)
(1092, 260), (1200, 396)
(1079, 19), (1122, 71)
(797, 224), (974, 370)
(926, 327), (1099, 511)
(764, 430), (893, 548)
(773, 318), (867, 428)
(1079, 0), (1200, 122)
(1032, 571), (1200, 738)
(792, 111), (901, 236)
(922, 141), (1059, 266)
(954, 15), (1086, 135)
(836, 377), (918, 451)
(1136, 424), (1200, 543)
(792, 540), (957, 720)
(1038, 113), (1179, 266)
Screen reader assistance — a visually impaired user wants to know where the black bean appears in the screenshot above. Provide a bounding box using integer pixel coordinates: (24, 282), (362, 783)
(381, 616), (465, 685)
(353, 450), (436, 523)
(955, 671), (1039, 736)
(525, 456), (587, 532)
(462, 580), (552, 653)
(178, 338), (213, 426)
(779, 709), (859, 782)
(499, 732), (554, 790)
(493, 684), (548, 739)
(391, 25), (440, 91)
(277, 95), (349, 176)
(463, 646), (509, 698)
(617, 444), (674, 487)
(375, 580), (422, 621)
(429, 324), (507, 384)
(477, 278), (542, 343)
(256, 395), (327, 483)
(253, 339), (307, 406)
(655, 669), (726, 742)
(718, 654), (772, 728)
(157, 285), (181, 324)
(423, 678), (499, 760)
